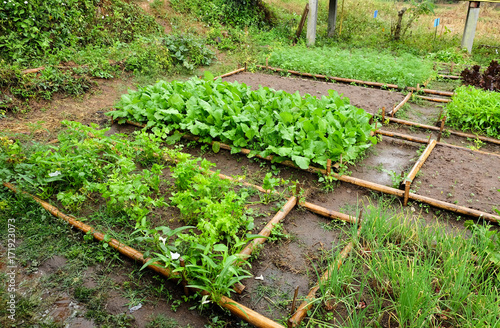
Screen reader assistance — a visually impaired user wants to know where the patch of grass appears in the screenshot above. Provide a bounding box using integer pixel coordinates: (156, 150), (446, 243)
(308, 204), (500, 327)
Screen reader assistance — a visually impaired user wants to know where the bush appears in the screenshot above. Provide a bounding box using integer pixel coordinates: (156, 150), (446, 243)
(163, 34), (215, 72)
(0, 0), (161, 61)
(169, 0), (275, 28)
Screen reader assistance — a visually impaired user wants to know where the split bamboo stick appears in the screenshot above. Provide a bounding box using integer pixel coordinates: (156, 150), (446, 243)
(214, 67), (246, 80)
(2, 182), (285, 327)
(288, 224), (361, 327)
(379, 116), (500, 146)
(299, 201), (357, 224)
(391, 92), (412, 117)
(415, 95), (451, 103)
(239, 196), (297, 259)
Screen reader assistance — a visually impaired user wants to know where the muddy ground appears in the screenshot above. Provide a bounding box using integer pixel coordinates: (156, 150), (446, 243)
(1, 71), (499, 328)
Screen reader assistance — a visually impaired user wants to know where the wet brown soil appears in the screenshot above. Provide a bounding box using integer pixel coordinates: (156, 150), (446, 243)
(223, 72), (406, 115)
(414, 145), (500, 215)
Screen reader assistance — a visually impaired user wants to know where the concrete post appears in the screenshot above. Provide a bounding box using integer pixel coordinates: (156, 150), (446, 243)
(307, 0), (319, 46)
(327, 0), (338, 37)
(461, 1), (481, 54)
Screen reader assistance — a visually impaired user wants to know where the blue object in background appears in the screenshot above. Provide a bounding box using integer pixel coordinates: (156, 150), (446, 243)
(374, 10), (378, 18)
(433, 18), (440, 27)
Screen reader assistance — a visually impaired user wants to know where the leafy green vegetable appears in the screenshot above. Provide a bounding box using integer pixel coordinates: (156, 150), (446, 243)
(108, 77), (376, 169)
(267, 45), (436, 87)
(446, 86), (500, 139)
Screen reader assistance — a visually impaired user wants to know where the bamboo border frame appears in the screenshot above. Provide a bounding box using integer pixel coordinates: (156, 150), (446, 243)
(255, 64), (454, 99)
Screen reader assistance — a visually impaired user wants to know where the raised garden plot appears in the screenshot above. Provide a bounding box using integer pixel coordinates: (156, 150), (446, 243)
(223, 72), (405, 115)
(413, 145), (500, 215)
(108, 74), (377, 170)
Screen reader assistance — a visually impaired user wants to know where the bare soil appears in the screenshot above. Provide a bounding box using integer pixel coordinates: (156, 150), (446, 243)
(223, 72), (406, 114)
(414, 145), (500, 215)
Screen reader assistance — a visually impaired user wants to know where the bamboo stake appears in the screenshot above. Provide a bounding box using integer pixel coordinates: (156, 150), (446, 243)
(381, 107), (386, 122)
(437, 115), (446, 142)
(402, 139), (437, 206)
(2, 183), (285, 327)
(290, 286), (300, 315)
(326, 159), (332, 176)
(391, 92), (412, 117)
(300, 201), (357, 224)
(415, 95), (451, 103)
(378, 116), (500, 146)
(214, 67), (246, 80)
(288, 223), (362, 327)
(239, 196), (297, 260)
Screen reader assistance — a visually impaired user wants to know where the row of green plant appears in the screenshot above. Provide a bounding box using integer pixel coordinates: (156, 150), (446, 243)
(266, 45), (437, 87)
(108, 73), (376, 169)
(446, 85), (500, 139)
(0, 121), (282, 301)
(308, 204), (500, 327)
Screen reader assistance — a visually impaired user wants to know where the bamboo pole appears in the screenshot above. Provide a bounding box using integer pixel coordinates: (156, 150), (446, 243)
(402, 139), (437, 206)
(255, 65), (399, 89)
(379, 116), (500, 146)
(405, 87), (454, 97)
(415, 95), (451, 103)
(439, 74), (461, 80)
(239, 196), (297, 259)
(219, 295), (285, 328)
(2, 182), (176, 277)
(214, 67), (246, 80)
(299, 201), (357, 224)
(22, 66), (45, 74)
(390, 92), (412, 117)
(288, 224), (362, 327)
(2, 182), (285, 327)
(376, 130), (500, 159)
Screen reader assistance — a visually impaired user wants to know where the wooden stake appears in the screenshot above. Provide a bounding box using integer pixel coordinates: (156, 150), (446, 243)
(293, 3), (309, 45)
(381, 107), (386, 122)
(244, 62), (247, 72)
(437, 115), (446, 142)
(403, 180), (411, 206)
(290, 286), (300, 315)
(180, 258), (189, 296)
(326, 159), (332, 176)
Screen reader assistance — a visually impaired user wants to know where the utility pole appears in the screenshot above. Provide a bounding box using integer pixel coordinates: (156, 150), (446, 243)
(461, 1), (481, 54)
(307, 0), (319, 46)
(327, 0), (338, 37)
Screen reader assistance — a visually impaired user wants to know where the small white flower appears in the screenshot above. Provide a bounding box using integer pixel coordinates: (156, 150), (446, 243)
(24, 0), (27, 3)
(48, 171), (61, 177)
(170, 252), (180, 260)
(255, 275), (264, 280)
(101, 16), (104, 19)
(158, 236), (167, 244)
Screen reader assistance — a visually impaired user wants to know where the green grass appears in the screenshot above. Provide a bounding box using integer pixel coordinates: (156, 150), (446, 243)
(308, 204), (500, 327)
(446, 85), (500, 139)
(266, 45), (436, 87)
